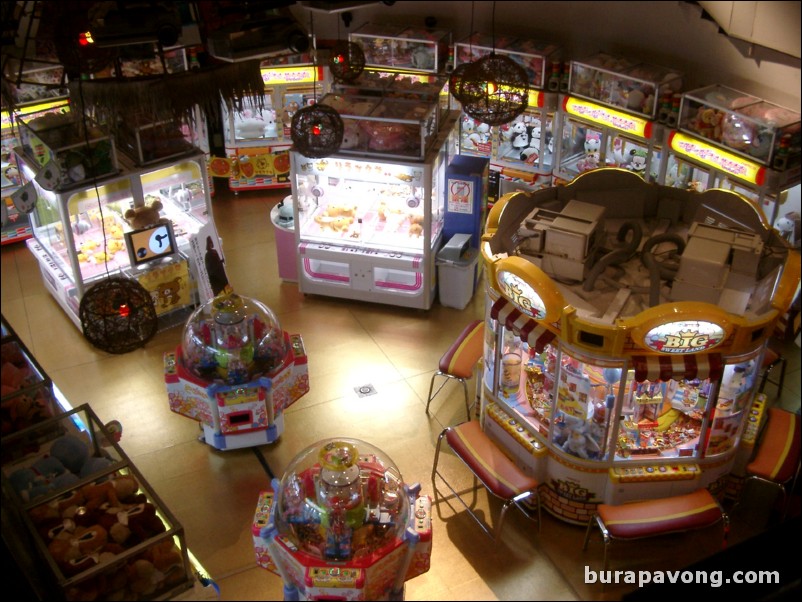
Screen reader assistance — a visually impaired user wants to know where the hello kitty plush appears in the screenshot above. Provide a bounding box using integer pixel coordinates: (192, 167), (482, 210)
(235, 109), (268, 139)
(264, 109), (278, 138)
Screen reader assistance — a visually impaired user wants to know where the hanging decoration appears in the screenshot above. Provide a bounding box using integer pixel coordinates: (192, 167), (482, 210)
(448, 61), (471, 104)
(79, 277), (158, 354)
(291, 103), (344, 158)
(457, 53), (529, 126)
(455, 1), (529, 127)
(328, 39), (366, 83)
(291, 11), (343, 158)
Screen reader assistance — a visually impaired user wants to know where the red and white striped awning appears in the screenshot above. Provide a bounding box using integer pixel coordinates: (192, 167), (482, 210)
(490, 298), (557, 353)
(631, 353), (724, 383)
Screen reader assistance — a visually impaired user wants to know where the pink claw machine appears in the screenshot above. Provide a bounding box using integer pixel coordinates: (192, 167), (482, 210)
(253, 437), (432, 600)
(164, 289), (309, 450)
(553, 52), (683, 186)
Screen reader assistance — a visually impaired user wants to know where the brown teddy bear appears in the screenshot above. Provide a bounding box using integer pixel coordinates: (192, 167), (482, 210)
(124, 200), (168, 230)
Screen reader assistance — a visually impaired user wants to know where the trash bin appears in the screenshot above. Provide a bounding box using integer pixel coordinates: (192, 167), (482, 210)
(437, 233), (480, 310)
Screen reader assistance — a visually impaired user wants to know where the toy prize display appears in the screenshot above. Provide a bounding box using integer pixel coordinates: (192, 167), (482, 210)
(254, 437), (432, 600)
(553, 52), (683, 185)
(17, 143), (213, 331)
(662, 84), (801, 245)
(289, 92), (459, 310)
(165, 289), (309, 450)
(477, 168), (799, 525)
(218, 51), (327, 192)
(453, 33), (562, 200)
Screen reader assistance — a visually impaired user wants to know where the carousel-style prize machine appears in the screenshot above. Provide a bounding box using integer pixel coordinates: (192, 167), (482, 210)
(663, 84), (800, 245)
(477, 169), (799, 525)
(165, 290), (309, 450)
(554, 52), (683, 185)
(453, 32), (562, 201)
(254, 438), (432, 601)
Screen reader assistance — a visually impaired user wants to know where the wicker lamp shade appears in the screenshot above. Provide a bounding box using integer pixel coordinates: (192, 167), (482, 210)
(79, 277), (158, 354)
(448, 61), (472, 104)
(329, 40), (366, 83)
(291, 103), (344, 158)
(457, 53), (530, 126)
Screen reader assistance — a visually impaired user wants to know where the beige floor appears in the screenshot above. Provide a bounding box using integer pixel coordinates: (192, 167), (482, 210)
(2, 186), (800, 601)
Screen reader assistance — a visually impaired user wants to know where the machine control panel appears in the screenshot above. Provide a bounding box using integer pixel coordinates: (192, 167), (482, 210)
(609, 463), (701, 483)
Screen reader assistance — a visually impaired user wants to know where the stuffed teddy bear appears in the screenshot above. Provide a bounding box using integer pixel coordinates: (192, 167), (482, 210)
(124, 200), (167, 230)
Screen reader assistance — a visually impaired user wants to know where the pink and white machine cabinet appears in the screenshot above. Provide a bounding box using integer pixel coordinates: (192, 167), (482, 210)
(253, 438), (432, 601)
(165, 290), (309, 450)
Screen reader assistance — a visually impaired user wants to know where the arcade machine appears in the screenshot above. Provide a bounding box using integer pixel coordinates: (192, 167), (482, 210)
(218, 51), (326, 193)
(477, 168), (799, 526)
(663, 84), (801, 245)
(453, 33), (563, 202)
(253, 437), (432, 600)
(553, 52), (683, 186)
(164, 289), (309, 450)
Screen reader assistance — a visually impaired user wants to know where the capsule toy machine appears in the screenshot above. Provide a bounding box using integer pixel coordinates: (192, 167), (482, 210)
(218, 48), (327, 193)
(254, 438), (432, 601)
(477, 168), (799, 525)
(165, 289), (309, 450)
(453, 33), (562, 204)
(663, 84), (801, 250)
(553, 52), (683, 186)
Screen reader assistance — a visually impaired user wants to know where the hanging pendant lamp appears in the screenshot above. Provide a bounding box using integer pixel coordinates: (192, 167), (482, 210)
(329, 40), (366, 83)
(291, 103), (344, 158)
(457, 52), (529, 126)
(79, 277), (158, 354)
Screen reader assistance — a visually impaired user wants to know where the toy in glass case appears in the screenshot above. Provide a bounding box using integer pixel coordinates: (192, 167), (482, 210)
(164, 290), (309, 450)
(477, 168), (799, 521)
(17, 150), (212, 331)
(350, 23), (451, 73)
(255, 437), (432, 600)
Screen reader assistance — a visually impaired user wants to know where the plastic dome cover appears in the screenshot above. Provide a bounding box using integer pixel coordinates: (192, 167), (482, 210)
(273, 438), (410, 562)
(181, 291), (289, 385)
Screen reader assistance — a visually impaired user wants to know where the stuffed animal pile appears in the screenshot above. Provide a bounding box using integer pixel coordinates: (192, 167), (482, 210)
(1, 341), (56, 437)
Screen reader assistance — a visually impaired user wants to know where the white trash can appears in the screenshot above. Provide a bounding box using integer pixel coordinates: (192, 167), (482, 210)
(437, 233), (480, 310)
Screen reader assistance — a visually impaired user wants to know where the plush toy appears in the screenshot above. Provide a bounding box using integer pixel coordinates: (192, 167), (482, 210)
(340, 121), (365, 150)
(690, 107), (723, 140)
(124, 200), (167, 230)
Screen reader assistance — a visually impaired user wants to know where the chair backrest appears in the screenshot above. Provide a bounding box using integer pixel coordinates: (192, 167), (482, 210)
(748, 408), (801, 483)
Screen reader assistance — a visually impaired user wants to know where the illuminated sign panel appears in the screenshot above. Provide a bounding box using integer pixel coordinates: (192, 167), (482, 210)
(261, 66), (321, 86)
(564, 96), (651, 139)
(669, 131), (764, 185)
(497, 270), (548, 320)
(643, 320), (726, 354)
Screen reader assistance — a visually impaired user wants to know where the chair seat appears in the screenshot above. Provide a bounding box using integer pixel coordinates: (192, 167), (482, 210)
(596, 489), (723, 540)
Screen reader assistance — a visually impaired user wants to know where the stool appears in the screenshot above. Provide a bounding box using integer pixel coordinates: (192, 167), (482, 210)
(742, 407), (801, 519)
(426, 320), (484, 422)
(759, 343), (787, 400)
(583, 489), (728, 572)
(431, 420), (541, 540)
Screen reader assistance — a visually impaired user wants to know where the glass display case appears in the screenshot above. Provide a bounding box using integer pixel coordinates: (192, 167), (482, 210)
(290, 112), (458, 310)
(678, 84), (801, 170)
(1, 403), (194, 602)
(318, 93), (440, 162)
(16, 149), (212, 330)
(350, 23), (451, 73)
(454, 32), (562, 91)
(2, 109), (31, 245)
(219, 59), (327, 192)
(569, 52), (683, 121)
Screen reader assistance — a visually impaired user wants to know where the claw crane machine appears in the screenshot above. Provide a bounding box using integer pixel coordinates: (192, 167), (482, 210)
(211, 19), (328, 193)
(453, 32), (563, 203)
(553, 52), (683, 186)
(663, 84), (801, 247)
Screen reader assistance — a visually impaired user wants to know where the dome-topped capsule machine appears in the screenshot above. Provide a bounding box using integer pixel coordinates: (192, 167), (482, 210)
(254, 438), (432, 601)
(164, 290), (309, 450)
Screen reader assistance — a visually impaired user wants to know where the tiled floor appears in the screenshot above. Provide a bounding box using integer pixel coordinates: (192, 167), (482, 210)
(2, 186), (800, 601)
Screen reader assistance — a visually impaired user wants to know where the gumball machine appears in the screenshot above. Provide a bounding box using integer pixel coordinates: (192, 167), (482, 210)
(253, 438), (432, 601)
(164, 290), (309, 450)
